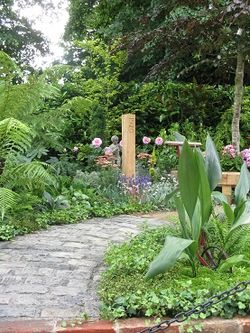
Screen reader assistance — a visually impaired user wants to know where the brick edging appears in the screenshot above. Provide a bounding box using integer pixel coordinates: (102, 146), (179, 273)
(0, 317), (249, 333)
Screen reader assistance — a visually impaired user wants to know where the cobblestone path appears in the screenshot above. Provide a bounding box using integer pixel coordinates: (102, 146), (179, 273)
(0, 214), (168, 321)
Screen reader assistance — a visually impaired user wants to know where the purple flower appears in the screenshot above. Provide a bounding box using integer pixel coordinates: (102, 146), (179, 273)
(92, 137), (102, 148)
(155, 137), (164, 146)
(142, 136), (151, 144)
(241, 148), (250, 167)
(72, 146), (79, 153)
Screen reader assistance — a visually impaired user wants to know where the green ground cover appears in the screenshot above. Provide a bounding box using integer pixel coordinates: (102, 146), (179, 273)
(99, 224), (250, 320)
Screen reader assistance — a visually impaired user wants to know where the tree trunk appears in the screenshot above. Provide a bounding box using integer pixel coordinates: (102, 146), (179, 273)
(232, 49), (245, 154)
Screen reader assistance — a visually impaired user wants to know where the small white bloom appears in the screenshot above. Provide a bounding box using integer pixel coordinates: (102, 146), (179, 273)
(236, 28), (243, 36)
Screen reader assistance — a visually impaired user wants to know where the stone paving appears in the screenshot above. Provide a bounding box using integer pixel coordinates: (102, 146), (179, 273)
(0, 213), (169, 321)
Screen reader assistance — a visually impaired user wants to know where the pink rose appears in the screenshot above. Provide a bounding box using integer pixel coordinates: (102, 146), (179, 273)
(155, 137), (164, 146)
(119, 140), (122, 147)
(92, 137), (102, 148)
(142, 136), (151, 144)
(222, 144), (236, 158)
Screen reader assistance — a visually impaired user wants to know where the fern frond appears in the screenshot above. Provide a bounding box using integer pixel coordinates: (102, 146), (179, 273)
(0, 77), (59, 119)
(0, 118), (33, 156)
(0, 187), (19, 220)
(13, 161), (57, 189)
(225, 225), (250, 256)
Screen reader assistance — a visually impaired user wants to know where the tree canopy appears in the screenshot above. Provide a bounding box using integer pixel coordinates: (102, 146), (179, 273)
(65, 0), (250, 84)
(0, 0), (49, 66)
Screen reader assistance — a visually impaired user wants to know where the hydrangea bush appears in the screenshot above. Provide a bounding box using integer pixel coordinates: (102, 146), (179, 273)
(221, 144), (250, 171)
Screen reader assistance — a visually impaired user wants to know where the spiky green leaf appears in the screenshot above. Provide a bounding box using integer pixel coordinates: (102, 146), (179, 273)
(145, 236), (193, 279)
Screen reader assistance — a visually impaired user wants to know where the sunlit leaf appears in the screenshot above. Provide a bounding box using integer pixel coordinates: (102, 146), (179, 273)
(205, 134), (222, 191)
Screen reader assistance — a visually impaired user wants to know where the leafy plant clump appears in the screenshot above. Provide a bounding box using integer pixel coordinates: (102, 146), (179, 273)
(98, 226), (250, 320)
(145, 135), (250, 279)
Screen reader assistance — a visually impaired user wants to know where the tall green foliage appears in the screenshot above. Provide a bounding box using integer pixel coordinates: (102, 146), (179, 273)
(47, 40), (127, 146)
(0, 52), (58, 218)
(65, 0), (250, 152)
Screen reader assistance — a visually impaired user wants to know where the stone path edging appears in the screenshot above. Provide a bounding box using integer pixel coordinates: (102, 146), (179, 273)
(0, 317), (249, 333)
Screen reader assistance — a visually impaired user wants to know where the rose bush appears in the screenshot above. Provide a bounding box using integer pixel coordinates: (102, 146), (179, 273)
(221, 144), (250, 171)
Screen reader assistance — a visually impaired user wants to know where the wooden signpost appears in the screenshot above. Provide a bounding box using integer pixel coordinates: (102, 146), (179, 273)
(122, 114), (136, 177)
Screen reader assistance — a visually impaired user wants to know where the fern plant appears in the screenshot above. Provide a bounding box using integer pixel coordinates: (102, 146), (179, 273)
(0, 188), (19, 221)
(12, 161), (57, 192)
(0, 52), (59, 219)
(0, 117), (34, 156)
(0, 118), (57, 217)
(0, 51), (64, 153)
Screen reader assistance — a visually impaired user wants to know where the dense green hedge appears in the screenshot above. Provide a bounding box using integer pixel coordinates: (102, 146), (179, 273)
(107, 82), (228, 140)
(105, 82), (250, 148)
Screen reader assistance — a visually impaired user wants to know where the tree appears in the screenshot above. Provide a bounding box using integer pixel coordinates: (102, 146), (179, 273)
(0, 0), (48, 66)
(226, 1), (250, 153)
(65, 0), (250, 152)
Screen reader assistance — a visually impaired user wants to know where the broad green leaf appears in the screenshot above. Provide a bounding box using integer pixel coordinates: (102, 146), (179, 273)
(175, 196), (190, 239)
(145, 236), (194, 279)
(230, 212), (250, 231)
(218, 255), (250, 272)
(235, 163), (250, 205)
(196, 151), (212, 225)
(191, 200), (202, 241)
(205, 134), (222, 191)
(222, 202), (234, 226)
(187, 240), (198, 260)
(178, 141), (199, 221)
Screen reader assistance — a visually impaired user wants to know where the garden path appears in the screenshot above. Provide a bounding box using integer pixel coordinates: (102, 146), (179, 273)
(0, 213), (171, 321)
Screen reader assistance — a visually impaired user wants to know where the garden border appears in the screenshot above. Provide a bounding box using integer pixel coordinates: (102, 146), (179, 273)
(0, 317), (250, 333)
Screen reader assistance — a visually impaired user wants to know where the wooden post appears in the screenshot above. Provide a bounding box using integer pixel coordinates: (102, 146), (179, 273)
(220, 172), (240, 204)
(122, 114), (136, 177)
